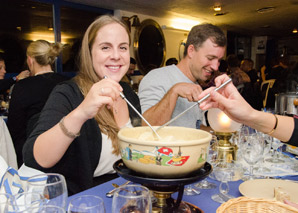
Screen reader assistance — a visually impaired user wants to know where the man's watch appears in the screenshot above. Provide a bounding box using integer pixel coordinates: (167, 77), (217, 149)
(12, 76), (18, 82)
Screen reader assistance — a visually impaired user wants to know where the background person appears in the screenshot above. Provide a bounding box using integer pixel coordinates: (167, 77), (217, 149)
(0, 53), (30, 95)
(7, 40), (68, 168)
(22, 15), (140, 195)
(138, 23), (226, 129)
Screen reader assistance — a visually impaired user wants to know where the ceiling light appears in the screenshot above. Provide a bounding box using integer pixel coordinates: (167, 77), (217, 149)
(214, 12), (228, 16)
(257, 6), (275, 14)
(170, 18), (200, 31)
(213, 5), (222, 12)
(293, 28), (298, 33)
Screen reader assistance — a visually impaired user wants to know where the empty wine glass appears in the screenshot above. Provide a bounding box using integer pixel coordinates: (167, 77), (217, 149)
(266, 138), (285, 163)
(0, 193), (14, 213)
(26, 205), (65, 213)
(194, 135), (217, 189)
(7, 192), (44, 213)
(211, 160), (243, 203)
(242, 134), (264, 181)
(26, 173), (68, 209)
(68, 195), (106, 213)
(112, 184), (151, 213)
(254, 133), (272, 173)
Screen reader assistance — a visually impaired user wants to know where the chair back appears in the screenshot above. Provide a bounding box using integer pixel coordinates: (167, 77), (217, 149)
(261, 79), (276, 109)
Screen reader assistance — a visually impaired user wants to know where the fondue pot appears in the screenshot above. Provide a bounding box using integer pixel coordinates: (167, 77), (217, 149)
(118, 126), (212, 178)
(275, 92), (298, 115)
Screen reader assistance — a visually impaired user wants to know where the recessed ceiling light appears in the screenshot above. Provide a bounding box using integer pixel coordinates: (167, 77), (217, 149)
(213, 5), (222, 12)
(214, 12), (228, 16)
(293, 28), (298, 33)
(257, 6), (275, 14)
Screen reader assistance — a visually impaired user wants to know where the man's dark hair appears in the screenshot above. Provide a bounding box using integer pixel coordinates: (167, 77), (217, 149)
(130, 57), (136, 65)
(183, 23), (226, 57)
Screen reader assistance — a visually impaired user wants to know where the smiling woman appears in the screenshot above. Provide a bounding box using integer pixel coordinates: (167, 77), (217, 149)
(22, 15), (142, 195)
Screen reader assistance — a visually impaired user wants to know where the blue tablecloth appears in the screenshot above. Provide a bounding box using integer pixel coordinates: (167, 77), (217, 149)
(68, 175), (298, 212)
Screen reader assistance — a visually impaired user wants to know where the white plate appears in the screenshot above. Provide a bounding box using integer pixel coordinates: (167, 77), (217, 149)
(239, 179), (298, 202)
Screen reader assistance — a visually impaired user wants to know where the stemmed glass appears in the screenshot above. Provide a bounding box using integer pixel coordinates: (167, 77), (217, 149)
(194, 135), (217, 189)
(254, 133), (272, 173)
(6, 192), (44, 213)
(242, 134), (264, 181)
(266, 138), (285, 163)
(0, 193), (14, 213)
(211, 160), (243, 203)
(26, 173), (68, 210)
(68, 195), (106, 213)
(112, 184), (151, 213)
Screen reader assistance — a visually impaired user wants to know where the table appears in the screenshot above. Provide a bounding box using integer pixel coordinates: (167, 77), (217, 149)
(68, 174), (298, 212)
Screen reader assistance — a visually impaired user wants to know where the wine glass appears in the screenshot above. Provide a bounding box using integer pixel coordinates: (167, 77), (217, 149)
(254, 133), (272, 173)
(242, 134), (264, 181)
(211, 160), (243, 203)
(0, 193), (14, 213)
(7, 192), (44, 213)
(68, 195), (106, 213)
(112, 184), (151, 213)
(25, 205), (65, 213)
(26, 173), (68, 209)
(194, 135), (217, 189)
(266, 138), (285, 163)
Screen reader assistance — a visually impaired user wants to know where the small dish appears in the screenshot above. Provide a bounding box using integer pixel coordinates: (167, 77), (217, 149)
(239, 179), (298, 202)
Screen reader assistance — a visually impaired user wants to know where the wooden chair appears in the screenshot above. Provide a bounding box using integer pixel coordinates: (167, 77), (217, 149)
(261, 79), (276, 109)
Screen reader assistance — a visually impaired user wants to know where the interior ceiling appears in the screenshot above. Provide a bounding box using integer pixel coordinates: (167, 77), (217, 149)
(67, 0), (298, 38)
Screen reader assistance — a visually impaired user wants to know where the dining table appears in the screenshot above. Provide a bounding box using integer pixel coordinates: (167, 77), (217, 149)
(68, 154), (298, 213)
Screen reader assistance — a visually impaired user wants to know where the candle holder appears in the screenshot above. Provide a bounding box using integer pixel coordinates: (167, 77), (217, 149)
(207, 108), (241, 162)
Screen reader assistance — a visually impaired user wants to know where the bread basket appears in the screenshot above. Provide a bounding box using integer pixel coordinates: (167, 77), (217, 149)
(216, 197), (298, 213)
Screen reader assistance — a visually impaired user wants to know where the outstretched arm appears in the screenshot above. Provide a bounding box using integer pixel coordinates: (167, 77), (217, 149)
(199, 74), (294, 142)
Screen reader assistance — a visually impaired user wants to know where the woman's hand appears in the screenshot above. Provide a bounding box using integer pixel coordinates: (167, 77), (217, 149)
(198, 74), (255, 124)
(76, 78), (123, 120)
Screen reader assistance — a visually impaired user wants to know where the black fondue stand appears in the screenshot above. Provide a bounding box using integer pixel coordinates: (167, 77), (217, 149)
(113, 160), (212, 213)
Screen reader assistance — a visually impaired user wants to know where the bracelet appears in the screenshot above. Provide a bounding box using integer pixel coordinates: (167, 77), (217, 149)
(266, 114), (278, 135)
(59, 116), (80, 138)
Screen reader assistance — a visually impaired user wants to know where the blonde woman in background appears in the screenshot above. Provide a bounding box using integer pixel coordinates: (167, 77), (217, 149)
(22, 15), (141, 195)
(7, 40), (68, 168)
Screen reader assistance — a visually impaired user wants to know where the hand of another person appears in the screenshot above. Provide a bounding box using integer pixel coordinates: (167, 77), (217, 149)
(284, 199), (298, 209)
(198, 74), (255, 123)
(172, 82), (203, 102)
(17, 70), (30, 80)
(76, 78), (123, 120)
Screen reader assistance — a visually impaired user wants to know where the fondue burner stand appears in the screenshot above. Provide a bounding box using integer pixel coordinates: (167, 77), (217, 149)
(113, 160), (212, 213)
(214, 131), (237, 162)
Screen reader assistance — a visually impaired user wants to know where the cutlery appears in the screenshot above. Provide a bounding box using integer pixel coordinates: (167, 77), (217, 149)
(106, 181), (130, 198)
(156, 78), (232, 131)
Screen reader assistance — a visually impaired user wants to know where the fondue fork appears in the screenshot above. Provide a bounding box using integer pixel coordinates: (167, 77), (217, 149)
(103, 76), (161, 139)
(156, 78), (232, 131)
(106, 181), (131, 198)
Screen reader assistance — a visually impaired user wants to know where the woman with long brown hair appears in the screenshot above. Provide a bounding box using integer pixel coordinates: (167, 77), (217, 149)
(23, 15), (141, 195)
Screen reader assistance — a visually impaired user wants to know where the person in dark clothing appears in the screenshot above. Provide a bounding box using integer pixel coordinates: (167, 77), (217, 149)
(7, 40), (68, 168)
(23, 15), (141, 195)
(240, 58), (259, 84)
(0, 54), (30, 95)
